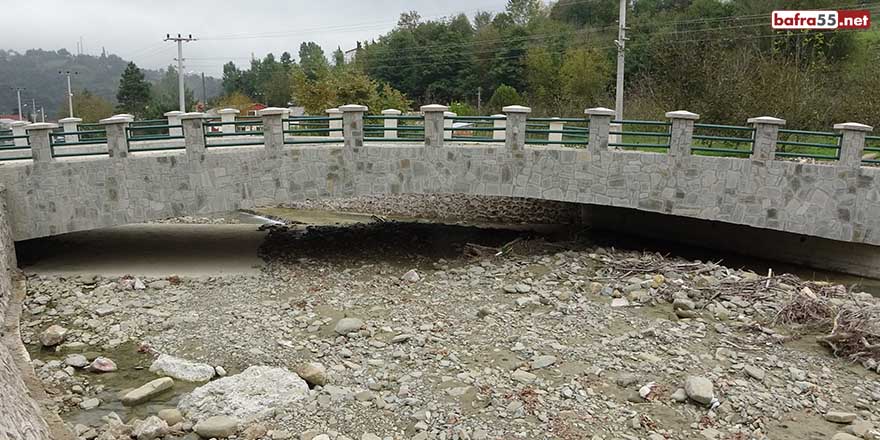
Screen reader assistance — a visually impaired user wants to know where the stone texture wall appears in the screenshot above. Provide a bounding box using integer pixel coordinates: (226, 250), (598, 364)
(0, 185), (52, 440)
(0, 142), (878, 247)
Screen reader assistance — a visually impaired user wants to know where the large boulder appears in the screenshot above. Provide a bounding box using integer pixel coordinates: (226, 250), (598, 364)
(149, 354), (215, 382)
(178, 366), (309, 422)
(684, 376), (715, 406)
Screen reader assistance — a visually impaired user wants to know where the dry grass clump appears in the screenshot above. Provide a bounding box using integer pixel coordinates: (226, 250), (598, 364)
(773, 285), (841, 328)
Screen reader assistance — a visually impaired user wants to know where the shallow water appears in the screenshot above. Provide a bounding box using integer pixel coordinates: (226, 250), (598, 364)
(28, 342), (200, 426)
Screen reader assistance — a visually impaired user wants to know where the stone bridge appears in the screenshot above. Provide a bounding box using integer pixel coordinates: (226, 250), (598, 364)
(0, 105), (877, 247)
(0, 103), (878, 438)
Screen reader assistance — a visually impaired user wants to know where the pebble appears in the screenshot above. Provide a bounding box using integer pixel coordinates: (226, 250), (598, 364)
(64, 354), (89, 368)
(121, 377), (174, 406)
(39, 325), (68, 347)
(157, 408), (183, 426)
(511, 369), (537, 384)
(610, 298), (629, 307)
(88, 357), (118, 373)
(194, 416), (240, 438)
(335, 317), (365, 335)
(744, 364), (766, 381)
(133, 416), (168, 440)
(79, 398), (101, 410)
(825, 411), (858, 424)
(684, 376), (715, 406)
(297, 362), (328, 387)
(530, 355), (557, 370)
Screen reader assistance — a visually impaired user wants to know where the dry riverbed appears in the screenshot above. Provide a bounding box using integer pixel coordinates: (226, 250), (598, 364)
(16, 217), (880, 440)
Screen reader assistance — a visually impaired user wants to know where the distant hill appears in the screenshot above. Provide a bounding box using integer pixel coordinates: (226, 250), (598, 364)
(0, 49), (222, 120)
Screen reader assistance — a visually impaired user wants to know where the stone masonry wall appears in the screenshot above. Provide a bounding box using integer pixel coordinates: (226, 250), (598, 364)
(0, 142), (879, 246)
(0, 185), (52, 440)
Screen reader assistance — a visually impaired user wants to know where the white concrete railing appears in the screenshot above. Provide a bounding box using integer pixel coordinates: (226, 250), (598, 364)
(6, 105), (876, 171)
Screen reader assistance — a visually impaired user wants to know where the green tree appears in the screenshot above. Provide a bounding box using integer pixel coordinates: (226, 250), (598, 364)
(299, 42), (330, 80)
(559, 47), (612, 108)
(333, 47), (345, 68)
(57, 89), (113, 123)
(488, 84), (522, 113)
(506, 0), (543, 26)
(145, 66), (195, 118)
(116, 62), (151, 117)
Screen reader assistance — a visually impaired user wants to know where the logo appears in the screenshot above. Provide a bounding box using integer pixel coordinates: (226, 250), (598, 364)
(772, 10), (871, 30)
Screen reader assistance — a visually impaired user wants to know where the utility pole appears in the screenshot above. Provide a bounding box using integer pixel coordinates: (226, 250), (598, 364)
(10, 87), (24, 119)
(201, 72), (207, 107)
(614, 0), (628, 120)
(59, 70), (78, 118)
(31, 98), (36, 122)
(477, 87), (482, 114)
(164, 33), (196, 112)
(40, 106), (45, 122)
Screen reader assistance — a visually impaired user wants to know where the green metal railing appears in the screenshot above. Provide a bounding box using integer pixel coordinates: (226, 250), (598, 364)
(127, 124), (185, 152)
(0, 133), (31, 161)
(203, 120), (265, 148)
(691, 123), (755, 156)
(524, 117), (589, 146)
(129, 119), (168, 127)
(775, 129), (841, 160)
(284, 116), (343, 145)
(49, 129), (109, 158)
(364, 114), (424, 142)
(864, 135), (880, 165)
(609, 120), (671, 151)
(446, 116), (504, 143)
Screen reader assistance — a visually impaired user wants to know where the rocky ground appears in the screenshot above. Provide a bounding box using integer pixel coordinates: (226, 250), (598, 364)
(18, 220), (880, 440)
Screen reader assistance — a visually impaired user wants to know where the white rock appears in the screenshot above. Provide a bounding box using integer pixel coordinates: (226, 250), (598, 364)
(335, 317), (365, 335)
(122, 377), (174, 406)
(178, 366), (309, 422)
(530, 355), (557, 370)
(297, 362), (327, 387)
(194, 415), (240, 438)
(40, 325), (68, 346)
(684, 376), (714, 406)
(65, 354), (89, 368)
(610, 298), (629, 308)
(133, 416), (168, 440)
(401, 269), (420, 283)
(150, 354), (216, 382)
(511, 369), (537, 384)
(79, 398), (101, 410)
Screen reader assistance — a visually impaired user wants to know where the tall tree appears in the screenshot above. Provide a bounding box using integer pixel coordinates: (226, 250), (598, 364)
(116, 62), (151, 117)
(57, 89), (113, 123)
(299, 42), (330, 80)
(506, 0), (543, 26)
(333, 47), (345, 68)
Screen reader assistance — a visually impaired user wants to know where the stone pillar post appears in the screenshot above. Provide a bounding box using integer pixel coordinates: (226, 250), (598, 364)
(25, 122), (58, 163)
(381, 109), (401, 139)
(99, 116), (130, 159)
(492, 114), (506, 140)
(443, 111), (456, 140)
(340, 104), (367, 149)
(421, 104), (448, 148)
(10, 121), (29, 147)
(666, 110), (700, 157)
(586, 107), (615, 154)
(258, 107), (286, 151)
(218, 108), (240, 134)
(164, 110), (184, 136)
(59, 117), (82, 143)
(180, 112), (206, 158)
(503, 105), (531, 151)
(548, 117), (564, 144)
(748, 116), (786, 161)
(281, 108), (291, 132)
(834, 122), (874, 168)
(327, 108), (343, 134)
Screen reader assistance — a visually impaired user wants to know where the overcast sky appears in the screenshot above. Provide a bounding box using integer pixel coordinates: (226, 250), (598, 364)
(3, 0), (510, 76)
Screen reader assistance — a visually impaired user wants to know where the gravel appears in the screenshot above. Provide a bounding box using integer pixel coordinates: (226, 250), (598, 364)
(19, 220), (880, 440)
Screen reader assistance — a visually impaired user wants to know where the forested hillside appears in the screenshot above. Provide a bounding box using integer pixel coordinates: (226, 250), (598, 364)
(0, 49), (221, 119)
(213, 0), (880, 130)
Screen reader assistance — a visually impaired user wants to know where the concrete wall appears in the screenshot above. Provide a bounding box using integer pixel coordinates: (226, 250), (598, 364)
(0, 185), (52, 440)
